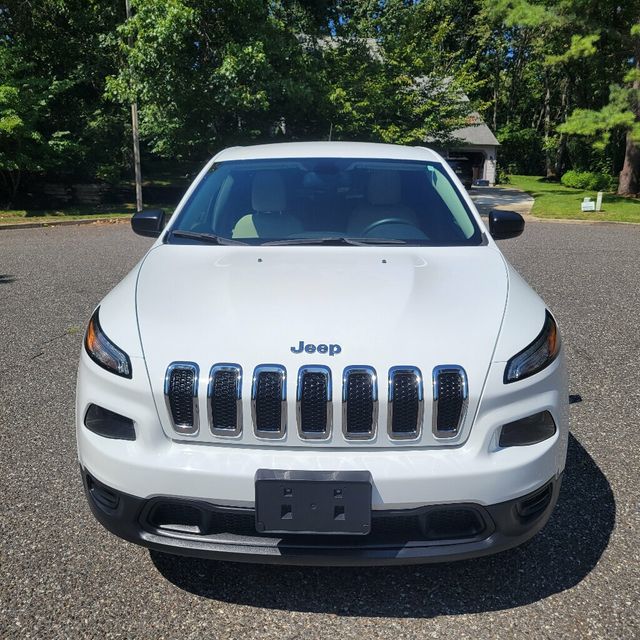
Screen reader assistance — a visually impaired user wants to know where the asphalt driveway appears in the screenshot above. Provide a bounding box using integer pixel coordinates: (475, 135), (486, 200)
(1, 220), (638, 639)
(470, 186), (535, 216)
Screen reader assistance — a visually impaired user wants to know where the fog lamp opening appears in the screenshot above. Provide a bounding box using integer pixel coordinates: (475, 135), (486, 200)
(84, 404), (136, 441)
(499, 411), (556, 447)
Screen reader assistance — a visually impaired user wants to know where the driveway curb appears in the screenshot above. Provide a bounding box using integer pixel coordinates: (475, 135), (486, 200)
(0, 216), (131, 231)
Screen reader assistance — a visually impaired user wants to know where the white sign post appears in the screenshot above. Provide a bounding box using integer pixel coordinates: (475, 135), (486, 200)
(596, 192), (603, 211)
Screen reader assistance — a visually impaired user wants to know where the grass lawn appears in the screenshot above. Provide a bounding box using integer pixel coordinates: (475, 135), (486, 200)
(0, 203), (174, 226)
(507, 175), (640, 224)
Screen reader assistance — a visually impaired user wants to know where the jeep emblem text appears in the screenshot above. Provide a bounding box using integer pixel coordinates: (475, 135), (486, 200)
(290, 341), (342, 356)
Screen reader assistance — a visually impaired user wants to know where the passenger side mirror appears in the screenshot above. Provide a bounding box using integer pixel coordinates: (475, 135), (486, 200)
(489, 210), (525, 240)
(131, 209), (166, 238)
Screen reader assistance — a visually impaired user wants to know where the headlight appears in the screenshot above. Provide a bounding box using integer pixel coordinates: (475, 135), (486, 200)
(504, 311), (560, 383)
(84, 308), (132, 378)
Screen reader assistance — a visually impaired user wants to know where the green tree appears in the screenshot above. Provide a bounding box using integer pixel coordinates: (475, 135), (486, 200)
(0, 53), (46, 202)
(560, 22), (640, 195)
(310, 0), (480, 143)
(476, 0), (639, 190)
(107, 1), (325, 158)
(0, 1), (127, 204)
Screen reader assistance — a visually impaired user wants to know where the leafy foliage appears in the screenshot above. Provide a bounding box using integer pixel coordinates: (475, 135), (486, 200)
(2, 0), (640, 203)
(560, 170), (616, 192)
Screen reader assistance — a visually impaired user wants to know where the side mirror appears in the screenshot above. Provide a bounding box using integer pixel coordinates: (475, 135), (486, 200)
(489, 210), (524, 240)
(131, 209), (166, 238)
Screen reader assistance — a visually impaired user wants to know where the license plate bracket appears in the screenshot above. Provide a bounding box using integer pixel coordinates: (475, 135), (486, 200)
(255, 470), (372, 535)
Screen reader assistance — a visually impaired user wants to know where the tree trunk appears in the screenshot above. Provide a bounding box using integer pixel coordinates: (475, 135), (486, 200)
(4, 169), (21, 205)
(544, 78), (555, 178)
(493, 82), (498, 132)
(554, 79), (569, 177)
(618, 132), (640, 196)
(617, 61), (640, 196)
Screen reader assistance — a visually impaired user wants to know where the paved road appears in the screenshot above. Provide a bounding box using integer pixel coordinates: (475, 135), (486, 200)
(1, 220), (638, 639)
(470, 187), (534, 216)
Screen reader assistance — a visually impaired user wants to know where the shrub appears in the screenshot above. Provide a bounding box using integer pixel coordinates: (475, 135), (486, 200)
(495, 166), (510, 185)
(561, 170), (616, 191)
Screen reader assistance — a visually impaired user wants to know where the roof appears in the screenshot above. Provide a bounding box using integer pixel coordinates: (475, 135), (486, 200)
(213, 141), (443, 163)
(449, 112), (500, 147)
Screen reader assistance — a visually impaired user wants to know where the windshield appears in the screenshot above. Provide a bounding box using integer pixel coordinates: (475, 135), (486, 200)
(167, 158), (483, 246)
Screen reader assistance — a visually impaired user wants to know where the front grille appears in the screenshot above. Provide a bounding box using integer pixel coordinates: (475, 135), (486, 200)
(162, 361), (472, 444)
(252, 365), (286, 437)
(164, 362), (199, 434)
(297, 366), (331, 438)
(432, 365), (468, 438)
(388, 367), (423, 438)
(208, 364), (242, 436)
(343, 366), (377, 438)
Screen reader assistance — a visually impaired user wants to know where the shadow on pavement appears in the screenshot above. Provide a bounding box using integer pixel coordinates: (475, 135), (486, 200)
(151, 434), (614, 617)
(0, 274), (16, 284)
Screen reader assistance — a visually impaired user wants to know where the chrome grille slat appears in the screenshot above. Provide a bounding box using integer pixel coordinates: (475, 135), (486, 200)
(165, 361), (469, 445)
(296, 365), (332, 439)
(342, 366), (377, 439)
(208, 364), (242, 436)
(432, 365), (468, 438)
(164, 362), (199, 435)
(387, 366), (423, 439)
(252, 365), (287, 438)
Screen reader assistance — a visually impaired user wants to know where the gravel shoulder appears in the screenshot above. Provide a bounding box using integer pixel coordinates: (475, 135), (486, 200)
(0, 223), (638, 639)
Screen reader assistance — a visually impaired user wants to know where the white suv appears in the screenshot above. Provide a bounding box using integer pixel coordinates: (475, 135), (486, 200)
(77, 142), (568, 565)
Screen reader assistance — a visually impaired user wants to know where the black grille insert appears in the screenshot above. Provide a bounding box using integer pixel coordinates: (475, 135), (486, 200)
(86, 474), (120, 512)
(433, 366), (467, 437)
(142, 500), (490, 545)
(165, 363), (199, 434)
(253, 366), (286, 435)
(343, 367), (376, 437)
(209, 365), (242, 435)
(297, 366), (331, 437)
(388, 367), (422, 437)
(517, 481), (553, 521)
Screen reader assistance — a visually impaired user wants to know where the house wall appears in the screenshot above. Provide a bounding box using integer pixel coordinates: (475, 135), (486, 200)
(446, 145), (498, 186)
(482, 149), (497, 185)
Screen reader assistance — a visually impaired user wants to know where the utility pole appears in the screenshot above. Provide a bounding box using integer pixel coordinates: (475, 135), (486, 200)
(125, 0), (143, 211)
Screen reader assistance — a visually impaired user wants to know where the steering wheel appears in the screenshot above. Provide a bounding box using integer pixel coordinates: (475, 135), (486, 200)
(360, 218), (418, 236)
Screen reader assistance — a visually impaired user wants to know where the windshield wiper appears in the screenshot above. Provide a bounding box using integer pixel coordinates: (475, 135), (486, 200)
(170, 230), (248, 245)
(263, 237), (407, 246)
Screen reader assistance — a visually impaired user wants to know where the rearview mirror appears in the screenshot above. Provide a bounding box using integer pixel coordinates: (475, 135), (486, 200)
(489, 210), (524, 240)
(131, 209), (166, 238)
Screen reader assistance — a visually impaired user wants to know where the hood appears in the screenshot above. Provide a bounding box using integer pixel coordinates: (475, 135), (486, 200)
(136, 244), (508, 446)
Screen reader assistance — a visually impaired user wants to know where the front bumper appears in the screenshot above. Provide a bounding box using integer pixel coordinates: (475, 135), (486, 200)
(82, 468), (562, 566)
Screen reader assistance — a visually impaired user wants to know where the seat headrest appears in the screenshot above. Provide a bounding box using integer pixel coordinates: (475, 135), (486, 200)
(367, 170), (402, 205)
(252, 171), (286, 212)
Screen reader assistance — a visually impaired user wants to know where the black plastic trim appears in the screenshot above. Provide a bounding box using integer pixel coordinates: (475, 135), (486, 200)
(81, 469), (563, 566)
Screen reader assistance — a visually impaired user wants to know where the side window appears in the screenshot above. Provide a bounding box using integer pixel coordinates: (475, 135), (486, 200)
(427, 166), (475, 239)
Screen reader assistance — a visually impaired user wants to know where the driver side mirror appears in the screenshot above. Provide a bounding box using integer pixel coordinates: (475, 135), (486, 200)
(131, 209), (166, 238)
(489, 210), (525, 240)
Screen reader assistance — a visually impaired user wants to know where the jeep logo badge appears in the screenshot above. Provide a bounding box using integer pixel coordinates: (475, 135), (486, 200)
(291, 341), (342, 356)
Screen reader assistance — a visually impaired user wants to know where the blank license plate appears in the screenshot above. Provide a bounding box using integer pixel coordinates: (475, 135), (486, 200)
(255, 469), (372, 535)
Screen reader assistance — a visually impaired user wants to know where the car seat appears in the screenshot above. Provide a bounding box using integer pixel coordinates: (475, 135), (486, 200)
(232, 171), (303, 238)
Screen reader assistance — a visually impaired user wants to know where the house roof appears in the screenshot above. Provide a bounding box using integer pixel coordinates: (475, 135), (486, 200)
(450, 112), (500, 147)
